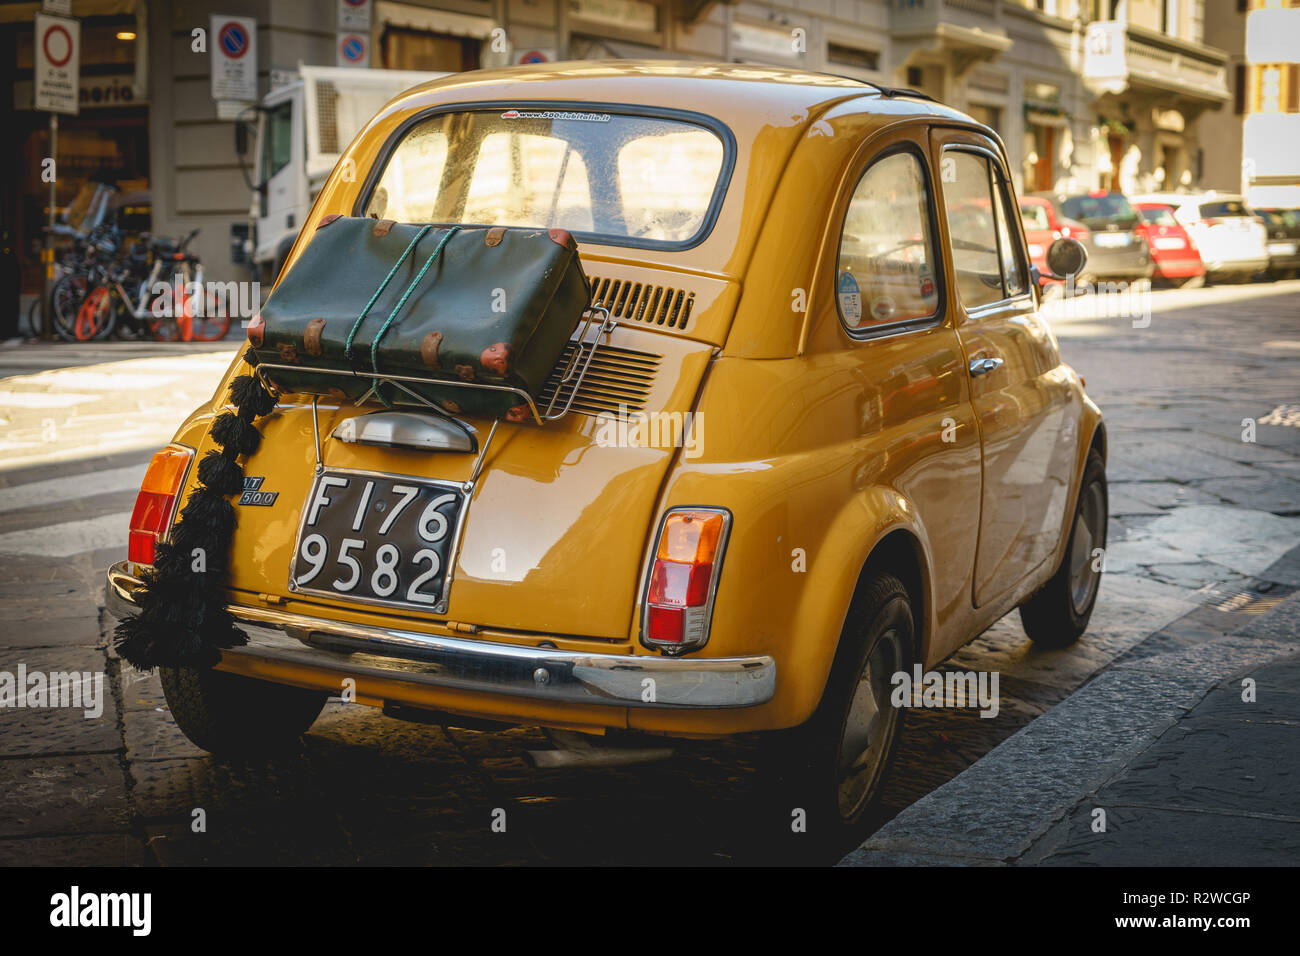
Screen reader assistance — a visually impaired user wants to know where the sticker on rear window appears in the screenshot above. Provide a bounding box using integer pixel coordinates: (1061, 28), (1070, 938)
(500, 109), (611, 122)
(838, 272), (862, 324)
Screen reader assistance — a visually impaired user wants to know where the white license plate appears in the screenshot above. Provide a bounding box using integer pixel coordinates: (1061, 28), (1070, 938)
(1154, 237), (1186, 251)
(1095, 233), (1130, 248)
(1268, 242), (1296, 255)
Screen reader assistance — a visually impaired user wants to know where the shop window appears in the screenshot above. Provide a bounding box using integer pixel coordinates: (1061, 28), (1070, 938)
(381, 26), (480, 72)
(827, 43), (880, 72)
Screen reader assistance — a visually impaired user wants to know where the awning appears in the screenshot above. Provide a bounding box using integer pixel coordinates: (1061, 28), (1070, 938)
(570, 35), (683, 60)
(0, 0), (136, 23)
(375, 0), (495, 40)
(1026, 109), (1068, 128)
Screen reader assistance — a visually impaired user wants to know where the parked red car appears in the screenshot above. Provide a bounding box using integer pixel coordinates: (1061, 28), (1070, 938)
(1019, 196), (1089, 290)
(1134, 201), (1205, 287)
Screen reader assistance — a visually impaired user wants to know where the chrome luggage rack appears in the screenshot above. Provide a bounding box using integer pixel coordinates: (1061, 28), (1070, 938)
(252, 306), (615, 426)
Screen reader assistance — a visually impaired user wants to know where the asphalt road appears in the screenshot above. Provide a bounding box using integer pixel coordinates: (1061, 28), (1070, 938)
(1, 279), (1297, 865)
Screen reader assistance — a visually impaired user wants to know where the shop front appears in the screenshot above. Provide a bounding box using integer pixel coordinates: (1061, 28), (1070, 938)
(1, 5), (148, 297)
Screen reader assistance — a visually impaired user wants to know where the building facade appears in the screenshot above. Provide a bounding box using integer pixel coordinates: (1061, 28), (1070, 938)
(1201, 0), (1300, 208)
(2, 0), (1244, 290)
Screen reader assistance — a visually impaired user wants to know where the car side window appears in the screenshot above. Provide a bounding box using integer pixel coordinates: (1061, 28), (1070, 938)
(941, 151), (1004, 308)
(835, 150), (941, 332)
(993, 178), (1028, 297)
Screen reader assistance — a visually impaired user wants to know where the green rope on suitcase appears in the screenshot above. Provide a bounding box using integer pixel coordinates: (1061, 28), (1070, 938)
(344, 223), (432, 365)
(368, 225), (460, 406)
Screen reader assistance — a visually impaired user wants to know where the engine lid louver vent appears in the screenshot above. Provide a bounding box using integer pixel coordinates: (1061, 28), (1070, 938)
(537, 343), (661, 417)
(588, 276), (695, 330)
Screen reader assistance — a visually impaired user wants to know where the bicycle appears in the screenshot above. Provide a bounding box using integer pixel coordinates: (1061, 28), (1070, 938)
(70, 229), (231, 343)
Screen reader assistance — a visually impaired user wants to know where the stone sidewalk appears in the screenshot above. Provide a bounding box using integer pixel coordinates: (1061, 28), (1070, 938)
(840, 548), (1300, 867)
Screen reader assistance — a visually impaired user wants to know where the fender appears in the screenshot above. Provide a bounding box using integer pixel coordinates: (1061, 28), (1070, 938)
(780, 485), (937, 727)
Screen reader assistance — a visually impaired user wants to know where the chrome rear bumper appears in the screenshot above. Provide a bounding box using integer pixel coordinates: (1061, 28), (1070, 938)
(105, 562), (774, 709)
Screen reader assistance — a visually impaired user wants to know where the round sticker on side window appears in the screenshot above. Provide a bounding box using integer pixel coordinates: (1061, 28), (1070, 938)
(919, 262), (936, 303)
(838, 272), (862, 324)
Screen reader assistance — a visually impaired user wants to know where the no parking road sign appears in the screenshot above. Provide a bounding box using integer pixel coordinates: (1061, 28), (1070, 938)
(34, 13), (80, 115)
(336, 32), (370, 68)
(210, 14), (258, 104)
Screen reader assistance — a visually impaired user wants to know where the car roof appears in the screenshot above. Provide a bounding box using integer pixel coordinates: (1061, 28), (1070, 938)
(391, 60), (969, 123)
(1132, 191), (1245, 205)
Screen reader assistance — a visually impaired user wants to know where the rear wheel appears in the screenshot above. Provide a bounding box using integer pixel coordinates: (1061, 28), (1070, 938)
(74, 286), (115, 341)
(1019, 448), (1107, 648)
(759, 573), (912, 848)
(160, 665), (328, 757)
(49, 272), (87, 341)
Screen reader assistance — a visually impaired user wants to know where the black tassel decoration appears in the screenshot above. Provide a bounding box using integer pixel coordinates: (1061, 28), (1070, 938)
(114, 350), (276, 670)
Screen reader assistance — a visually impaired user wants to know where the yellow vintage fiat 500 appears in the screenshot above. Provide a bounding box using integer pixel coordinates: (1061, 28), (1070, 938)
(107, 62), (1105, 836)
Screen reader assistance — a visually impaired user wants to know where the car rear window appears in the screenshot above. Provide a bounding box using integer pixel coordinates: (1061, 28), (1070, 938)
(1138, 205), (1177, 226)
(361, 108), (730, 249)
(1199, 200), (1251, 219)
(1020, 203), (1050, 231)
(1060, 193), (1139, 226)
(1260, 209), (1298, 228)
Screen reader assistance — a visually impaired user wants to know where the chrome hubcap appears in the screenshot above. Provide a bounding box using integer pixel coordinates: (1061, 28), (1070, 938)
(836, 628), (903, 820)
(1068, 481), (1106, 615)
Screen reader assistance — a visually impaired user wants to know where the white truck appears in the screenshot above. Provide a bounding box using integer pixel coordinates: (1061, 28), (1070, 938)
(245, 64), (445, 285)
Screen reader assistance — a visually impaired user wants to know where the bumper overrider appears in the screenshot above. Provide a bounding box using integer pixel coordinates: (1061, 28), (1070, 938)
(106, 562), (775, 709)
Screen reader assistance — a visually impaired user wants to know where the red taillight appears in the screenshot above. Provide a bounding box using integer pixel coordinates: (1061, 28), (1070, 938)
(641, 509), (729, 653)
(127, 445), (193, 565)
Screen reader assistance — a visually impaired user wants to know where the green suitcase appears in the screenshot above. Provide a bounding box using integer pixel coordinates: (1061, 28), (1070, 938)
(249, 216), (592, 420)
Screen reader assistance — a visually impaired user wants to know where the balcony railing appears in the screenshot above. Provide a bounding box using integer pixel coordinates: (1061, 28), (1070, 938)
(891, 0), (1000, 32)
(1083, 20), (1229, 103)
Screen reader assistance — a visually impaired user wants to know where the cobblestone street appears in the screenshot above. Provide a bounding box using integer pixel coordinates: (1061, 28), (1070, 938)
(1, 280), (1297, 866)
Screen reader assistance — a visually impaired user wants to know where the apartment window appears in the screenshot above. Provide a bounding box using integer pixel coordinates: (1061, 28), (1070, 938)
(1252, 64), (1299, 113)
(827, 43), (880, 72)
(1259, 66), (1282, 112)
(967, 103), (1002, 136)
(1234, 63), (1247, 114)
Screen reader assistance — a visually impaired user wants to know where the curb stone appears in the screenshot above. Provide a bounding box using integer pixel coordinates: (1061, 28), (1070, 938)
(838, 588), (1300, 867)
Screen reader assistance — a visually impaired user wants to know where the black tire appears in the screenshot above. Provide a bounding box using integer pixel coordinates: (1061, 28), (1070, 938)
(160, 665), (328, 757)
(25, 296), (41, 338)
(758, 572), (913, 849)
(49, 273), (87, 342)
(1019, 448), (1107, 648)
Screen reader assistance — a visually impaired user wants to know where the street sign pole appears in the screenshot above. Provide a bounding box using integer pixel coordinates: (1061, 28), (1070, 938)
(34, 9), (79, 341)
(42, 113), (57, 340)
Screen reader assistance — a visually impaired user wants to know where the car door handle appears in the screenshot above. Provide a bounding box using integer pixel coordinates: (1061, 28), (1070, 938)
(969, 357), (1003, 377)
